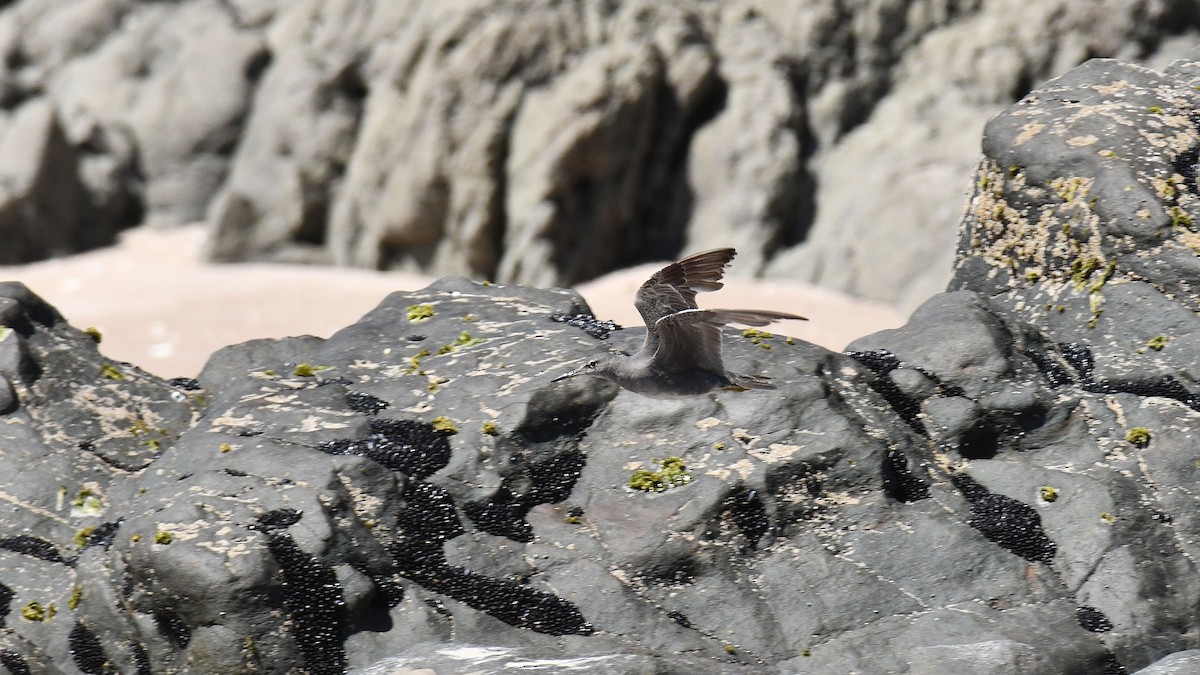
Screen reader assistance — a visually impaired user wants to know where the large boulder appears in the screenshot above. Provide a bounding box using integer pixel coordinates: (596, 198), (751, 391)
(47, 0), (268, 227)
(0, 101), (95, 264)
(0, 275), (1124, 674)
(0, 0), (266, 263)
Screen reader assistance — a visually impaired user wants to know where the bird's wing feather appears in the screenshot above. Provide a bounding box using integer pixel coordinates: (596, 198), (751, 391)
(635, 248), (736, 356)
(653, 308), (808, 374)
(653, 310), (726, 373)
(635, 248), (736, 325)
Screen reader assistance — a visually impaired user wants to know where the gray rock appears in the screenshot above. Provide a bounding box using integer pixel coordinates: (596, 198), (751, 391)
(0, 373), (14, 414)
(1135, 650), (1200, 674)
(0, 258), (1170, 672)
(922, 395), (983, 446)
(49, 0), (267, 227)
(0, 99), (97, 264)
(195, 0), (1199, 299)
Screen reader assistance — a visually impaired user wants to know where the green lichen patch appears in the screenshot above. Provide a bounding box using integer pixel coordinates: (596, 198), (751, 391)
(292, 363), (331, 377)
(153, 530), (174, 545)
(437, 331), (485, 355)
(1071, 257), (1101, 289)
(431, 416), (458, 435)
(129, 418), (153, 436)
(742, 328), (776, 349)
(1099, 511), (1116, 523)
(481, 421), (498, 436)
(565, 506), (584, 525)
(84, 327), (102, 343)
(1087, 262), (1116, 294)
(72, 526), (96, 548)
(72, 490), (103, 517)
(67, 585), (82, 610)
(1147, 335), (1169, 351)
(219, 443), (233, 453)
(1039, 486), (1059, 503)
(1148, 105), (1163, 114)
(1087, 292), (1104, 329)
(100, 363), (126, 380)
(1154, 175), (1180, 200)
(1126, 427), (1151, 448)
(1052, 176), (1090, 203)
(21, 601), (55, 622)
(628, 457), (692, 493)
(741, 328), (773, 340)
(1169, 206), (1194, 229)
(406, 303), (435, 322)
(426, 376), (448, 393)
(127, 419), (169, 452)
(405, 349), (430, 375)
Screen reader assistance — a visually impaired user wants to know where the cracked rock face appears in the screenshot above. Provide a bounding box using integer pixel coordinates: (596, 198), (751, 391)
(5, 52), (1200, 675)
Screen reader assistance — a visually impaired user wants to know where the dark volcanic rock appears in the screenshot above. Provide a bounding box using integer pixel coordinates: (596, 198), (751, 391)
(0, 273), (1110, 673)
(7, 52), (1200, 675)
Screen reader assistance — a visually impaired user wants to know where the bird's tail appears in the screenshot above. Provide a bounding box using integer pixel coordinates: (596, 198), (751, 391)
(724, 372), (776, 391)
(708, 309), (807, 325)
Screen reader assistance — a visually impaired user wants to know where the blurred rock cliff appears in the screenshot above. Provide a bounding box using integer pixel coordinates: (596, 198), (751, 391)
(0, 0), (1198, 309)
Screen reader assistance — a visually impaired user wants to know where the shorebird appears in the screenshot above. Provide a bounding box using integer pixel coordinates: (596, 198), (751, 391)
(551, 248), (805, 397)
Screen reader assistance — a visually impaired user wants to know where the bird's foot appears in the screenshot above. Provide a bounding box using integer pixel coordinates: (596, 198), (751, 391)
(720, 386), (750, 392)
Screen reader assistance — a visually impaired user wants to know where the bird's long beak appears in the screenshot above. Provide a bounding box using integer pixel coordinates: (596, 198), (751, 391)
(551, 367), (582, 383)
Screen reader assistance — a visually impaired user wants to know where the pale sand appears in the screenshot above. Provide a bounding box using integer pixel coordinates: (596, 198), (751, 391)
(0, 226), (906, 377)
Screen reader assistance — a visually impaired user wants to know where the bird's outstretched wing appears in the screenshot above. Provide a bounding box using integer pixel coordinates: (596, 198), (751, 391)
(635, 248), (736, 356)
(635, 249), (736, 325)
(653, 308), (806, 375)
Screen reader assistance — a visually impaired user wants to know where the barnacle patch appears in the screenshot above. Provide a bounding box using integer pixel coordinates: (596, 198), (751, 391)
(952, 474), (1056, 564)
(318, 419), (451, 479)
(550, 313), (621, 339)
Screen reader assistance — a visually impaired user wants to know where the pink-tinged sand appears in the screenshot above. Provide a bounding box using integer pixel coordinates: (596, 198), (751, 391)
(0, 226), (904, 377)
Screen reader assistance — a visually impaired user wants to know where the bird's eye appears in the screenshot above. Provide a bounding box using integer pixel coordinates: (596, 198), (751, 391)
(585, 360), (597, 371)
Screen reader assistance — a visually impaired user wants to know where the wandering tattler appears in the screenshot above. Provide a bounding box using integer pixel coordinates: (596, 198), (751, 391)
(552, 248), (806, 397)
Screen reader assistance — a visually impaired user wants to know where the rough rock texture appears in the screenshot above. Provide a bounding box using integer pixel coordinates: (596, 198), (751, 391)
(205, 0), (1200, 307)
(0, 100), (95, 264)
(3, 0), (1199, 310)
(6, 51), (1200, 675)
(0, 278), (1122, 675)
(0, 0), (267, 256)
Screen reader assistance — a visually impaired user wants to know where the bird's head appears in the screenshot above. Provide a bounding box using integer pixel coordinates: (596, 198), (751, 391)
(551, 352), (623, 383)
